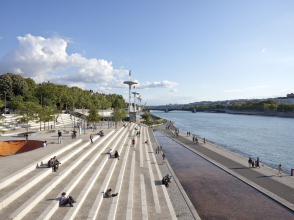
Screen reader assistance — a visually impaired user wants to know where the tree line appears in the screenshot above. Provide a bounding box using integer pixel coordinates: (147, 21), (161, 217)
(0, 73), (127, 132)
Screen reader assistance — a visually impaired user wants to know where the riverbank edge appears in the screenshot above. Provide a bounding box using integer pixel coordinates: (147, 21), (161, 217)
(149, 128), (201, 220)
(226, 110), (294, 118)
(156, 128), (294, 212)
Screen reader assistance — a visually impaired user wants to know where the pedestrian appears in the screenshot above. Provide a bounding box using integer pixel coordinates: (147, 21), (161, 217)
(192, 136), (194, 142)
(145, 140), (148, 144)
(24, 133), (28, 141)
(277, 164), (283, 176)
(90, 134), (93, 143)
(139, 131), (140, 137)
(162, 153), (166, 164)
(157, 146), (160, 154)
(132, 138), (135, 146)
(58, 130), (62, 144)
(251, 159), (255, 168)
(256, 157), (260, 168)
(248, 157), (252, 168)
(204, 138), (206, 144)
(187, 132), (188, 137)
(43, 141), (47, 148)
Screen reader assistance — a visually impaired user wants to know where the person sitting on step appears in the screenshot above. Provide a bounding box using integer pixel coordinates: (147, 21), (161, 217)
(114, 151), (119, 160)
(145, 140), (148, 144)
(107, 149), (112, 157)
(104, 189), (118, 198)
(52, 156), (61, 172)
(48, 158), (54, 168)
(59, 192), (76, 207)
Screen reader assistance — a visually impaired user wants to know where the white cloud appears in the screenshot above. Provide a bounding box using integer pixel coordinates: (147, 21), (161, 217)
(262, 48), (265, 53)
(171, 89), (178, 92)
(282, 87), (294, 93)
(136, 80), (178, 89)
(225, 86), (269, 93)
(0, 34), (127, 84)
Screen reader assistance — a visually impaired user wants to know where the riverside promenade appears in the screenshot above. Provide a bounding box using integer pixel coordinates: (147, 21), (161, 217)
(0, 120), (199, 220)
(154, 121), (294, 219)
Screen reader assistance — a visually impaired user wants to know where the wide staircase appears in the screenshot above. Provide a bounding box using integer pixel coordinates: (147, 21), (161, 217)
(0, 114), (73, 134)
(0, 123), (177, 220)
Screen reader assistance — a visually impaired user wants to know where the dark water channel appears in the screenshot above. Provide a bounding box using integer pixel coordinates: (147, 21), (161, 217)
(154, 131), (294, 220)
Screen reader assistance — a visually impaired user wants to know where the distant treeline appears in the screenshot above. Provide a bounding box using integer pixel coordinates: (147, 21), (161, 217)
(183, 104), (225, 110)
(0, 73), (126, 111)
(228, 100), (294, 112)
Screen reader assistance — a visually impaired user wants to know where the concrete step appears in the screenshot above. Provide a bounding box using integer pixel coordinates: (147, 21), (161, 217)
(0, 135), (102, 212)
(6, 128), (124, 220)
(88, 127), (132, 220)
(0, 139), (83, 191)
(45, 125), (130, 219)
(29, 129), (126, 220)
(146, 128), (177, 220)
(49, 125), (133, 220)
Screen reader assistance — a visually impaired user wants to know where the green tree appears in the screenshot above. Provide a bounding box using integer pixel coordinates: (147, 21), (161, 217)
(24, 78), (38, 102)
(0, 99), (4, 109)
(87, 108), (101, 131)
(16, 101), (41, 133)
(111, 107), (127, 128)
(0, 73), (28, 100)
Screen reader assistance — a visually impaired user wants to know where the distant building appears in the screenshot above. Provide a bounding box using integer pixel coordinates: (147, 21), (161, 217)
(277, 93), (294, 105)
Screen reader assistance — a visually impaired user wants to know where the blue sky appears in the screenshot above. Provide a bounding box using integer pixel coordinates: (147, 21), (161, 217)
(1, 0), (294, 105)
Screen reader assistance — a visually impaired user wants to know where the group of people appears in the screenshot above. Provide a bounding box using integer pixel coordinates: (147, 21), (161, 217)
(186, 131), (191, 136)
(136, 131), (141, 137)
(106, 149), (120, 159)
(162, 174), (172, 187)
(172, 130), (179, 137)
(248, 157), (260, 168)
(192, 136), (199, 144)
(98, 130), (104, 136)
(48, 156), (61, 172)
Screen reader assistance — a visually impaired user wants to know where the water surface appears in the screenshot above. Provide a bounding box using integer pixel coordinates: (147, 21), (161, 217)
(152, 111), (294, 174)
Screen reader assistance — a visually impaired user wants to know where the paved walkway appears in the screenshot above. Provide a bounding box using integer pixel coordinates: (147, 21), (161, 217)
(154, 122), (294, 212)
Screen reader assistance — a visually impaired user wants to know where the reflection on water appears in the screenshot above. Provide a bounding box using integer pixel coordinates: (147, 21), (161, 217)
(154, 131), (294, 220)
(152, 111), (294, 174)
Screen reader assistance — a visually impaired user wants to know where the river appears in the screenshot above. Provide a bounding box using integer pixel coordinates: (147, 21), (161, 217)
(151, 111), (294, 175)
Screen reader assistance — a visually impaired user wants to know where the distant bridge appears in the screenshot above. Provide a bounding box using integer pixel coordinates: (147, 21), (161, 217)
(146, 108), (225, 113)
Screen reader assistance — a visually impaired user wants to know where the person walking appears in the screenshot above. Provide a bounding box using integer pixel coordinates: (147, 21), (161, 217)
(24, 133), (28, 141)
(256, 157), (260, 168)
(162, 153), (166, 165)
(58, 130), (62, 144)
(187, 132), (188, 137)
(248, 157), (252, 168)
(192, 136), (194, 142)
(90, 134), (93, 143)
(277, 164), (283, 176)
(204, 138), (206, 144)
(157, 146), (160, 154)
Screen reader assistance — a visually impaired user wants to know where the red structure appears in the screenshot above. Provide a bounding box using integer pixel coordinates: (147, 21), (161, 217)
(0, 140), (43, 157)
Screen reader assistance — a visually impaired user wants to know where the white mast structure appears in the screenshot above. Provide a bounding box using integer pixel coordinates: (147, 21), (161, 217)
(124, 81), (137, 114)
(132, 92), (139, 112)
